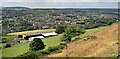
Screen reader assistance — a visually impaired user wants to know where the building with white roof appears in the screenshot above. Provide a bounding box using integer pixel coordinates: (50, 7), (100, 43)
(41, 32), (57, 37)
(29, 36), (44, 41)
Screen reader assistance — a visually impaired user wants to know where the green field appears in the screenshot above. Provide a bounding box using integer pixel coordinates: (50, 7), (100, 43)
(2, 26), (107, 57)
(2, 34), (63, 57)
(42, 34), (63, 50)
(2, 35), (17, 42)
(2, 42), (30, 57)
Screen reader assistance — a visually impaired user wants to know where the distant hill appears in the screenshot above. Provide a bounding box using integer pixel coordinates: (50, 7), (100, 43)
(2, 7), (30, 10)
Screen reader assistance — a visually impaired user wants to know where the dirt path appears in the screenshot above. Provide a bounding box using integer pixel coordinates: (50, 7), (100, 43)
(48, 23), (118, 57)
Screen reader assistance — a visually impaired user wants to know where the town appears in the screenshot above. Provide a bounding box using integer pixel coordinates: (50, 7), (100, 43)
(2, 7), (118, 35)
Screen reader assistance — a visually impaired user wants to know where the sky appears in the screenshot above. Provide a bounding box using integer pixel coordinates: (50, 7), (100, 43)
(1, 0), (119, 2)
(1, 0), (119, 8)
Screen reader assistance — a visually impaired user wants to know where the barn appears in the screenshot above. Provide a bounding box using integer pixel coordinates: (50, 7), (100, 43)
(28, 32), (57, 41)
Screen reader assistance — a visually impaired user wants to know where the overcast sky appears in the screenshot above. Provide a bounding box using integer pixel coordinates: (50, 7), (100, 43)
(1, 0), (119, 2)
(1, 0), (119, 8)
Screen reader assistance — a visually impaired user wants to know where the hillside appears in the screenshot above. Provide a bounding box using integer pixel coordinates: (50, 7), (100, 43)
(48, 23), (118, 57)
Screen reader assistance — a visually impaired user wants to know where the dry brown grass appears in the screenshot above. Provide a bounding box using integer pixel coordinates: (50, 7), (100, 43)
(7, 29), (56, 36)
(48, 23), (118, 57)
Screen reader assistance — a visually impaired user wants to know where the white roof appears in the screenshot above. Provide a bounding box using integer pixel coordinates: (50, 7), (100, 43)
(42, 32), (57, 36)
(29, 36), (44, 41)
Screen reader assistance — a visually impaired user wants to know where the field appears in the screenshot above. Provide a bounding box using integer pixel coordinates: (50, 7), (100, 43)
(2, 24), (113, 57)
(42, 34), (63, 50)
(1, 35), (17, 43)
(2, 42), (30, 57)
(7, 29), (56, 35)
(2, 34), (63, 57)
(49, 23), (118, 57)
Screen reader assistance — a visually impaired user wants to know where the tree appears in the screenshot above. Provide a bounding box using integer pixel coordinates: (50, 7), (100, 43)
(64, 25), (85, 42)
(29, 38), (45, 51)
(4, 43), (11, 48)
(55, 25), (65, 34)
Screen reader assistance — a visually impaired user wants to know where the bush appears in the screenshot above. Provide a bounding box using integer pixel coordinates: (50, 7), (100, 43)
(29, 38), (45, 51)
(59, 42), (67, 49)
(38, 43), (67, 56)
(46, 42), (67, 54)
(47, 46), (62, 54)
(4, 43), (11, 48)
(37, 50), (50, 56)
(2, 38), (7, 43)
(60, 42), (67, 46)
(15, 42), (67, 59)
(15, 52), (38, 59)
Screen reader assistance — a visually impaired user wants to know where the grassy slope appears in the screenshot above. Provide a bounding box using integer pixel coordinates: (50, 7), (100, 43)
(2, 26), (107, 57)
(72, 26), (107, 41)
(48, 23), (118, 57)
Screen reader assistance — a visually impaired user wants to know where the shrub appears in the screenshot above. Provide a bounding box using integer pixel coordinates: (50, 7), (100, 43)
(60, 42), (67, 46)
(2, 38), (7, 43)
(47, 46), (59, 53)
(15, 52), (38, 59)
(38, 43), (67, 56)
(29, 38), (45, 51)
(59, 42), (67, 49)
(16, 42), (67, 59)
(37, 50), (50, 56)
(4, 43), (11, 48)
(47, 46), (62, 54)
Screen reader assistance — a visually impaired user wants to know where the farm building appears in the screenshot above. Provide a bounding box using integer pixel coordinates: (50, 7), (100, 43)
(28, 36), (44, 41)
(42, 32), (57, 36)
(7, 29), (57, 41)
(28, 32), (57, 41)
